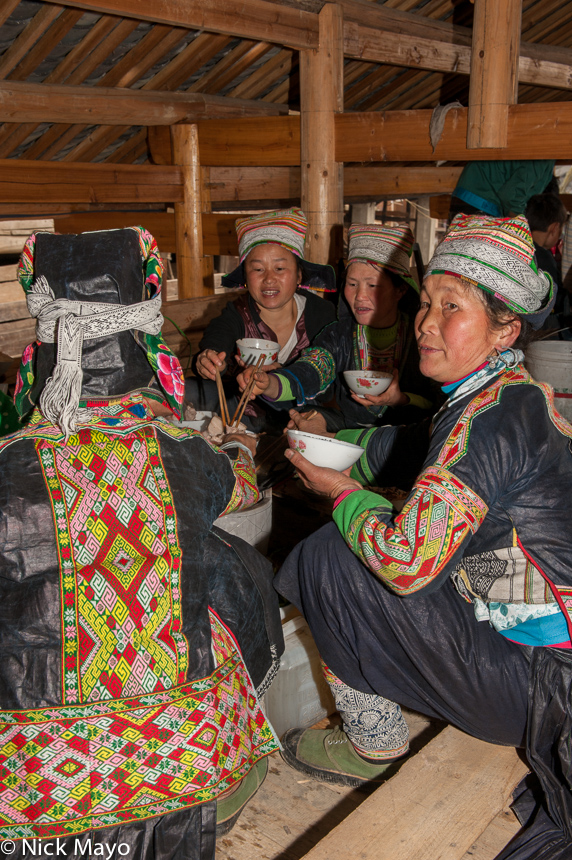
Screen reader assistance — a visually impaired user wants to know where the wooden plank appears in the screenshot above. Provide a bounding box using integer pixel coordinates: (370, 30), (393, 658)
(51, 211), (238, 256)
(335, 103), (572, 161)
(0, 160), (182, 204)
(345, 165), (462, 198)
(460, 809), (521, 860)
(188, 41), (273, 96)
(0, 80), (289, 126)
(45, 0), (319, 51)
(300, 4), (344, 264)
(197, 115), (300, 166)
(6, 7), (85, 82)
(228, 49), (294, 100)
(467, 0), (522, 149)
(302, 726), (528, 860)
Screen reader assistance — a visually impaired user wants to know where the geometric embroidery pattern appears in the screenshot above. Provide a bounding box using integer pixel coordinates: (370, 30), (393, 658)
(37, 426), (188, 704)
(346, 367), (570, 597)
(0, 611), (279, 840)
(347, 464), (487, 595)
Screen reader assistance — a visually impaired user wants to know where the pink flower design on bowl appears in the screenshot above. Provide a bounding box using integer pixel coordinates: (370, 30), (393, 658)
(288, 437), (306, 452)
(357, 378), (374, 389)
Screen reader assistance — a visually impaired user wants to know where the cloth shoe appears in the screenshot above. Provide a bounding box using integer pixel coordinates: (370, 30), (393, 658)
(216, 757), (268, 837)
(280, 725), (407, 789)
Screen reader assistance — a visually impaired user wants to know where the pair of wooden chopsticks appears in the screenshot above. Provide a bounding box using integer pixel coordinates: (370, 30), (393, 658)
(229, 353), (265, 429)
(215, 354), (265, 431)
(215, 368), (230, 428)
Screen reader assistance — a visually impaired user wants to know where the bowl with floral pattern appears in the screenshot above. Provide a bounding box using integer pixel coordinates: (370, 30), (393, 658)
(237, 338), (280, 366)
(287, 430), (364, 471)
(343, 370), (393, 396)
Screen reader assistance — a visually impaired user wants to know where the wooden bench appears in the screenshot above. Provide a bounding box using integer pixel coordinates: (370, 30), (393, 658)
(302, 726), (529, 860)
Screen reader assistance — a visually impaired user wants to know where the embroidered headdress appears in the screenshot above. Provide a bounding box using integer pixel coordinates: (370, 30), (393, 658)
(347, 223), (419, 293)
(15, 227), (184, 436)
(222, 207), (336, 293)
(427, 214), (555, 328)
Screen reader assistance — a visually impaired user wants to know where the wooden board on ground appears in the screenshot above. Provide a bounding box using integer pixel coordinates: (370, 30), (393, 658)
(301, 725), (528, 860)
(215, 710), (441, 860)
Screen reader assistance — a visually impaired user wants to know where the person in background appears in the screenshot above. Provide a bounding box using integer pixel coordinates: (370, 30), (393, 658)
(448, 160), (555, 221)
(525, 193), (567, 288)
(275, 214), (572, 860)
(187, 207), (336, 430)
(239, 224), (438, 434)
(0, 227), (282, 859)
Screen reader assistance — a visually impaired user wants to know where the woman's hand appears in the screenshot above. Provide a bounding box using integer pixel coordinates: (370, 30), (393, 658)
(350, 369), (409, 409)
(284, 449), (361, 499)
(285, 409), (333, 437)
(222, 431), (257, 457)
(235, 354), (282, 373)
(196, 349), (227, 381)
(237, 366), (280, 400)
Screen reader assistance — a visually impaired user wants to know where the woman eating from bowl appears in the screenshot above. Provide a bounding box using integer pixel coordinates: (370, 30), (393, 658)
(238, 224), (438, 434)
(274, 215), (572, 859)
(187, 208), (336, 430)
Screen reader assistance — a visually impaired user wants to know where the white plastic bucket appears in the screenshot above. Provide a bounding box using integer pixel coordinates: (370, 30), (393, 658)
(263, 613), (335, 739)
(525, 341), (572, 423)
(214, 489), (272, 554)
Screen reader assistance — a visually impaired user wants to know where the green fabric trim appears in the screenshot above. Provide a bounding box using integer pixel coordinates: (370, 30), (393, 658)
(333, 489), (392, 549)
(273, 374), (295, 402)
(335, 427), (377, 484)
(364, 323), (398, 351)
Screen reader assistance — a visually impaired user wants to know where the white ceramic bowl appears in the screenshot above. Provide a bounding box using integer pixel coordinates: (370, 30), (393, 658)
(343, 370), (393, 396)
(236, 338), (280, 366)
(287, 430), (364, 471)
(176, 411), (213, 432)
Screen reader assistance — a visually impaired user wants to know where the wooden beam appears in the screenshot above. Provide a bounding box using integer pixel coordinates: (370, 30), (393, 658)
(0, 80), (288, 126)
(302, 726), (528, 860)
(300, 3), (344, 265)
(467, 0), (522, 148)
(344, 165), (463, 198)
(171, 124), (211, 298)
(196, 115), (300, 166)
(335, 103), (572, 161)
(0, 160), (183, 204)
(44, 0), (319, 50)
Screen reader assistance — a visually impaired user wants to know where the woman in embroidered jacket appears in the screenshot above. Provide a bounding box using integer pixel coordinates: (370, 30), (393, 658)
(0, 228), (282, 859)
(276, 215), (572, 860)
(240, 223), (438, 432)
(187, 207), (336, 429)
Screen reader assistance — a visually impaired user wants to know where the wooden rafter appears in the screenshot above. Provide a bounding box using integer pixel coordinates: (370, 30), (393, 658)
(187, 41), (273, 95)
(43, 0), (319, 50)
(228, 49), (293, 100)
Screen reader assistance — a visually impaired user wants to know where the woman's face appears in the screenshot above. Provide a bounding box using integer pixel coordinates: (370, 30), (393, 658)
(344, 262), (404, 329)
(415, 274), (520, 383)
(244, 243), (301, 311)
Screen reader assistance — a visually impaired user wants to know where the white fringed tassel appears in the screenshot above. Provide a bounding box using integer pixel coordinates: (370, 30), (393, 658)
(39, 313), (84, 440)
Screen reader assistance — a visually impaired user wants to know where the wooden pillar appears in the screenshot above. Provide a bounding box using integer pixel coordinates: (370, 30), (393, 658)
(299, 3), (344, 265)
(467, 0), (522, 149)
(171, 123), (213, 298)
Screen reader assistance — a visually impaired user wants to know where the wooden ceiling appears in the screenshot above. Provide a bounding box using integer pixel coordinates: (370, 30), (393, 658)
(0, 0), (570, 165)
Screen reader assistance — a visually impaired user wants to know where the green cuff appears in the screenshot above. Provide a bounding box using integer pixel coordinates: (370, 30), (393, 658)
(333, 488), (392, 550)
(335, 427), (377, 484)
(273, 374), (295, 402)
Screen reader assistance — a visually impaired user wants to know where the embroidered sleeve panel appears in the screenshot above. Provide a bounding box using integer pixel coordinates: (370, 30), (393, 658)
(281, 346), (336, 404)
(220, 446), (260, 515)
(337, 465), (488, 596)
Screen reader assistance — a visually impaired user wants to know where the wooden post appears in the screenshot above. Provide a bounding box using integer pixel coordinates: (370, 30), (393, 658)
(467, 0), (522, 149)
(299, 3), (344, 265)
(170, 123), (213, 298)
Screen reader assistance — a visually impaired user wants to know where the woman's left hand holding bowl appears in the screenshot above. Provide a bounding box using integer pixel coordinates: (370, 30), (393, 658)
(350, 369), (408, 408)
(284, 448), (361, 499)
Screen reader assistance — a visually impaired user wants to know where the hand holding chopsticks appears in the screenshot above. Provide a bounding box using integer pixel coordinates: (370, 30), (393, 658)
(214, 368), (230, 428)
(230, 354), (265, 429)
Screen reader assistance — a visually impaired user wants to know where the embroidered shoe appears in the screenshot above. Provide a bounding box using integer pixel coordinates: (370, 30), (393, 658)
(216, 756), (268, 837)
(280, 725), (407, 788)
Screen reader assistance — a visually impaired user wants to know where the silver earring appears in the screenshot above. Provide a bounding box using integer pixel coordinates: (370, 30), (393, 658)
(487, 350), (499, 369)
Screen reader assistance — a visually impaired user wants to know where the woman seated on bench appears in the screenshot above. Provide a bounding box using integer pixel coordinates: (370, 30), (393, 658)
(276, 214), (572, 860)
(187, 207), (336, 430)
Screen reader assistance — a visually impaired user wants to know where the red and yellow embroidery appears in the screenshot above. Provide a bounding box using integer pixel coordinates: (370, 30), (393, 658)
(37, 426), (188, 704)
